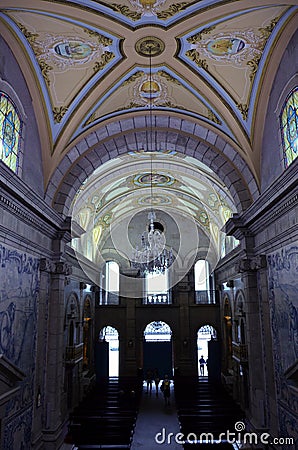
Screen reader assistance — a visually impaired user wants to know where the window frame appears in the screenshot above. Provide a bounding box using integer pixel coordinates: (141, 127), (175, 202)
(0, 78), (26, 176)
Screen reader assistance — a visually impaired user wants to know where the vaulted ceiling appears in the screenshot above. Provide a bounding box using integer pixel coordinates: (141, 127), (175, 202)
(1, 1), (297, 269)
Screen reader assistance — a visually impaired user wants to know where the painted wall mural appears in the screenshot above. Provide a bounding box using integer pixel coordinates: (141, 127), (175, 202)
(268, 244), (298, 446)
(0, 244), (40, 449)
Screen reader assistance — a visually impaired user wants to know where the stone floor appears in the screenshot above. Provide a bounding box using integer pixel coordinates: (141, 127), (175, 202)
(130, 382), (182, 449)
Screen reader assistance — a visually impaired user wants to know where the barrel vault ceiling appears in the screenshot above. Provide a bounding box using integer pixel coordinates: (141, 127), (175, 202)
(0, 1), (297, 264)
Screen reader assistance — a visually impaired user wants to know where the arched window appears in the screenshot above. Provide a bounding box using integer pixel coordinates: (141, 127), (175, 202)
(195, 260), (212, 303)
(280, 86), (298, 168)
(145, 269), (170, 304)
(105, 261), (119, 304)
(0, 91), (22, 173)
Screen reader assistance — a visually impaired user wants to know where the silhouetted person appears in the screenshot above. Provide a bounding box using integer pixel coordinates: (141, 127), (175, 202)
(160, 374), (171, 405)
(146, 368), (153, 395)
(153, 368), (160, 397)
(199, 355), (206, 376)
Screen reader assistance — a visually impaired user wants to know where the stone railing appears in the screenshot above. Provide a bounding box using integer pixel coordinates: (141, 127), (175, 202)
(232, 341), (248, 363)
(65, 343), (84, 365)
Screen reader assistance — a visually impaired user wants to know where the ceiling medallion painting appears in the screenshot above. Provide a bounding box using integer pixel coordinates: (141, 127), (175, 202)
(138, 194), (173, 206)
(30, 32), (114, 78)
(186, 30), (265, 66)
(181, 8), (282, 121)
(133, 172), (175, 187)
(135, 37), (165, 57)
(125, 70), (177, 109)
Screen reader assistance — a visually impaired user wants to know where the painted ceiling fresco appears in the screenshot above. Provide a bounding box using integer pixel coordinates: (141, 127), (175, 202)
(1, 1), (296, 161)
(70, 151), (236, 266)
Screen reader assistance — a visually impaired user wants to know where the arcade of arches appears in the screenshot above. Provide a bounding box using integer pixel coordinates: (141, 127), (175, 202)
(0, 1), (297, 449)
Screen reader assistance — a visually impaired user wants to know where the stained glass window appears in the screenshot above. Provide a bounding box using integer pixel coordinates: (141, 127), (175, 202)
(0, 92), (22, 173)
(280, 86), (298, 168)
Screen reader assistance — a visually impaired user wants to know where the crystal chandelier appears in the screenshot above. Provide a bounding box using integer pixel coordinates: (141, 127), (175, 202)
(132, 210), (173, 275)
(131, 43), (173, 275)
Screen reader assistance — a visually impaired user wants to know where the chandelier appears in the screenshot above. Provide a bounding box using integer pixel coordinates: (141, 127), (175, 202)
(131, 42), (173, 276)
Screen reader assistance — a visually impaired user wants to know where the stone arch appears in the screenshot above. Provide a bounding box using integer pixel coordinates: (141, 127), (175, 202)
(45, 115), (259, 217)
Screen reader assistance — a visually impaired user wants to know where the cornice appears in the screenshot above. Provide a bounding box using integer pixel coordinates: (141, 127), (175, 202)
(0, 163), (68, 239)
(241, 161), (298, 228)
(225, 161), (298, 235)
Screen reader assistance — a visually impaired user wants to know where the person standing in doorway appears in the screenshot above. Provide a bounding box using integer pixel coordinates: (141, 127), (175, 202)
(146, 368), (153, 395)
(160, 374), (171, 405)
(153, 368), (160, 397)
(199, 355), (206, 376)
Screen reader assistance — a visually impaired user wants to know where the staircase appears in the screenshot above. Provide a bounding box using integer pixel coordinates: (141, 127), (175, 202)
(175, 377), (245, 449)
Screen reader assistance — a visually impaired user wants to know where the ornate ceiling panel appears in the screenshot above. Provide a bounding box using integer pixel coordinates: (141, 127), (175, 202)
(0, 0), (297, 197)
(2, 8), (122, 141)
(178, 5), (291, 130)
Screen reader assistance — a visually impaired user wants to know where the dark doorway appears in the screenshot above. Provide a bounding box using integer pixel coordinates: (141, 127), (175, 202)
(143, 321), (173, 378)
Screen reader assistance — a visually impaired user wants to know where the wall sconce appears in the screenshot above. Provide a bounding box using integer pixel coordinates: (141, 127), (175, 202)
(128, 339), (134, 348)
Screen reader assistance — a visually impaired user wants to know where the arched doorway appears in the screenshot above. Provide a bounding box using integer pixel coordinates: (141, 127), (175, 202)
(197, 325), (218, 379)
(143, 321), (173, 381)
(97, 326), (119, 378)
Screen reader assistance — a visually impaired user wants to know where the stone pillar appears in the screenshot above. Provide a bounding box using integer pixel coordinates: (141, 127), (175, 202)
(124, 298), (137, 376)
(42, 260), (72, 449)
(31, 258), (52, 449)
(255, 259), (279, 434)
(238, 256), (268, 430)
(175, 275), (195, 376)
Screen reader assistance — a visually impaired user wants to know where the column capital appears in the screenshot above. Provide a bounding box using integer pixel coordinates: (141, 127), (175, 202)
(40, 258), (55, 273)
(238, 255), (267, 272)
(40, 258), (72, 275)
(54, 261), (72, 275)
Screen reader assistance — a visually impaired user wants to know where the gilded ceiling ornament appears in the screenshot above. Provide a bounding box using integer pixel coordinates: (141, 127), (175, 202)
(84, 112), (97, 127)
(108, 0), (189, 19)
(135, 37), (165, 57)
(16, 23), (38, 45)
(93, 52), (115, 72)
(157, 70), (181, 85)
(236, 103), (248, 121)
(123, 71), (145, 86)
(38, 59), (52, 86)
(207, 109), (221, 125)
(84, 30), (113, 47)
(186, 27), (215, 44)
(109, 3), (142, 20)
(207, 193), (219, 209)
(259, 17), (279, 41)
(125, 70), (175, 108)
(53, 106), (68, 123)
(156, 2), (190, 20)
(247, 56), (261, 82)
(185, 49), (209, 70)
(198, 210), (209, 227)
(129, 0), (167, 16)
